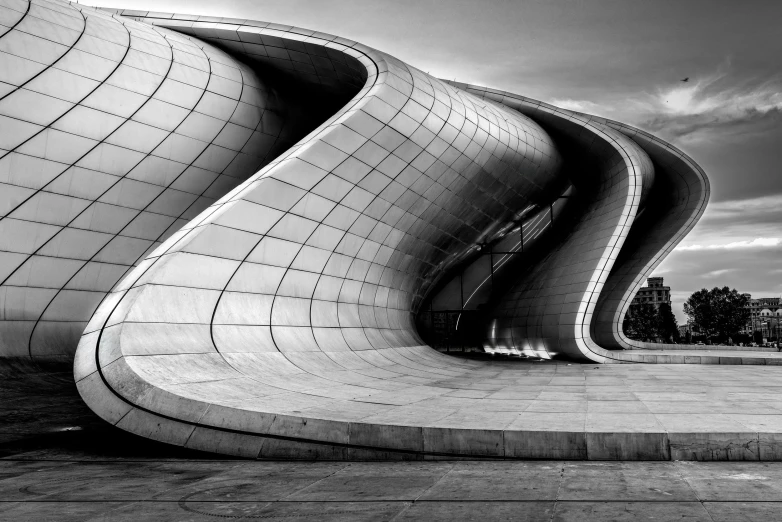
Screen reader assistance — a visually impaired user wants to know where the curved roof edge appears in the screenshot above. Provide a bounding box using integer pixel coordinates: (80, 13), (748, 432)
(451, 81), (710, 361)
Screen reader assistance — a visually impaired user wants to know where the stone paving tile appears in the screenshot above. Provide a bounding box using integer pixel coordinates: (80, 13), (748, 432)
(551, 501), (712, 521)
(418, 461), (563, 500)
(0, 500), (408, 522)
(632, 392), (711, 402)
(285, 462), (455, 501)
(0, 462), (78, 501)
(0, 460), (72, 482)
(485, 389), (544, 400)
(558, 462), (699, 501)
(729, 414), (782, 431)
(0, 501), (133, 522)
(676, 462), (782, 501)
(586, 401), (651, 413)
(398, 501), (555, 521)
(585, 413), (665, 433)
(146, 501), (407, 521)
(703, 502), (782, 521)
(358, 407), (455, 426)
(508, 411), (586, 431)
(642, 401), (780, 414)
(655, 413), (756, 433)
(430, 411), (520, 430)
(525, 400), (588, 413)
(537, 392), (588, 401)
(442, 389), (493, 399)
(154, 462), (350, 501)
(726, 392), (782, 402)
(467, 399), (532, 412)
(587, 393), (641, 401)
(0, 461), (228, 502)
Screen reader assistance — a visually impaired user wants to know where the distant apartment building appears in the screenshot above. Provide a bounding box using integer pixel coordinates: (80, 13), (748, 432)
(631, 277), (672, 310)
(743, 294), (782, 335)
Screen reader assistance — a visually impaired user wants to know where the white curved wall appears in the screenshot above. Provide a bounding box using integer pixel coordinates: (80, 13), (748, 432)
(0, 2), (722, 460)
(0, 0), (287, 359)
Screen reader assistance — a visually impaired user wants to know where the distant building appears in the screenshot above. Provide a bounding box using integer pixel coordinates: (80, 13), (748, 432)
(631, 277), (672, 310)
(678, 322), (701, 338)
(743, 294), (782, 336)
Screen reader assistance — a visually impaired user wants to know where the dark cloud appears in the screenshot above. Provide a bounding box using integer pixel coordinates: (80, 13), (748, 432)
(642, 106), (782, 140)
(700, 197), (782, 229)
(554, 73), (782, 203)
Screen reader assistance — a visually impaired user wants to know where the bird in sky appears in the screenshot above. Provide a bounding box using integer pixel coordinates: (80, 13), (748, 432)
(680, 77), (689, 82)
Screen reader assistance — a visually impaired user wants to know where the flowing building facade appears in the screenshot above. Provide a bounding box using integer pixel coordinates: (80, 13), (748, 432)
(0, 0), (737, 460)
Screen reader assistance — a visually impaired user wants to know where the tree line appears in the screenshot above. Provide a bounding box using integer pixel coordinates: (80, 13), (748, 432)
(623, 302), (679, 343)
(623, 286), (752, 344)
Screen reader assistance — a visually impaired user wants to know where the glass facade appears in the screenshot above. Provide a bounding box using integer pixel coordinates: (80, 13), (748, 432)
(418, 188), (574, 352)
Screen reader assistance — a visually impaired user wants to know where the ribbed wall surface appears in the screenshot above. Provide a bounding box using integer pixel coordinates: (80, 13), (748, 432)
(0, 3), (738, 460)
(0, 0), (295, 360)
(72, 10), (572, 458)
(480, 102), (656, 361)
(457, 85), (709, 360)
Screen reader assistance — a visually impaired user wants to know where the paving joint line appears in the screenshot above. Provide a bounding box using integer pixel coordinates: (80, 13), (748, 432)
(3, 499), (782, 504)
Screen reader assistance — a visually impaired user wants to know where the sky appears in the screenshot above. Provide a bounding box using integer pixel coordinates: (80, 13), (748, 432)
(89, 0), (782, 322)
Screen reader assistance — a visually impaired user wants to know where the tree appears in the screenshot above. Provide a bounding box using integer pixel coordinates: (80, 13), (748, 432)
(683, 287), (750, 341)
(657, 303), (679, 342)
(623, 303), (661, 341)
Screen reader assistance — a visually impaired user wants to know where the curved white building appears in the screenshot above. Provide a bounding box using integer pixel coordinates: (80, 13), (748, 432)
(10, 1), (781, 462)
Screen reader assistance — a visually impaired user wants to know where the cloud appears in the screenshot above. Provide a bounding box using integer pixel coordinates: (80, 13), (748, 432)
(677, 237), (782, 251)
(702, 269), (735, 278)
(705, 194), (782, 217)
(638, 65), (782, 142)
(548, 65), (782, 143)
(709, 194), (782, 208)
(641, 87), (782, 142)
(548, 98), (604, 113)
(675, 195), (782, 254)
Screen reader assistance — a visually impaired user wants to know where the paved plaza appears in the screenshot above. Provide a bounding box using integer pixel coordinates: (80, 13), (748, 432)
(0, 363), (782, 522)
(76, 350), (782, 460)
(0, 4), (778, 519)
(2, 362), (782, 520)
(3, 459), (782, 521)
